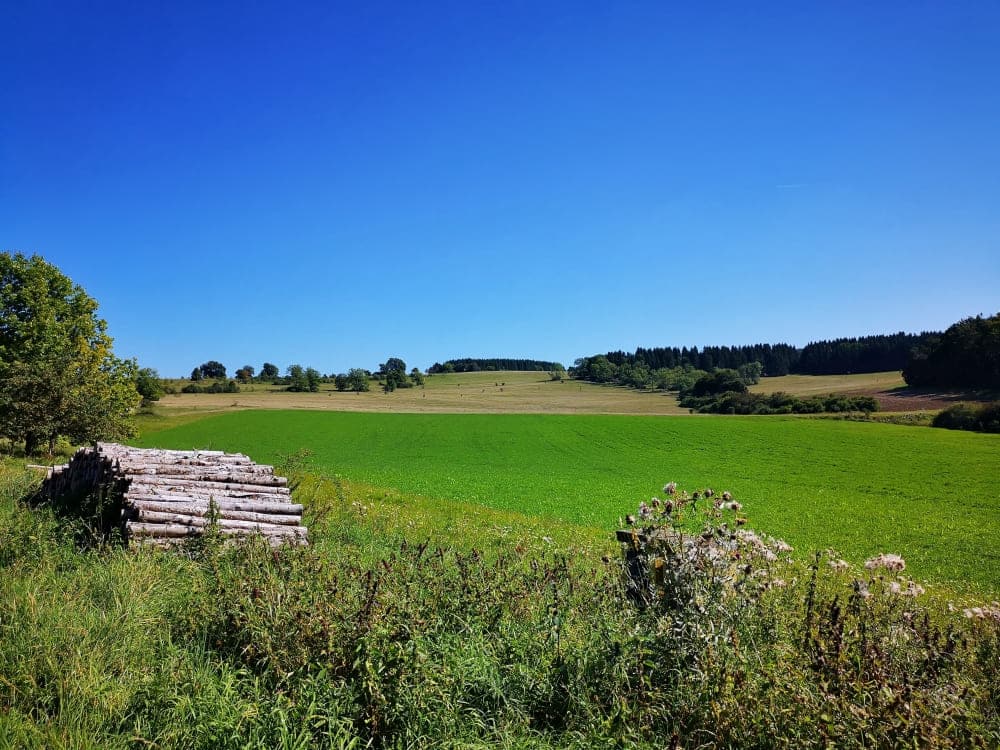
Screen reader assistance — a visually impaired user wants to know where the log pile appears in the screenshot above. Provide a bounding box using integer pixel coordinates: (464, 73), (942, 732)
(40, 443), (308, 547)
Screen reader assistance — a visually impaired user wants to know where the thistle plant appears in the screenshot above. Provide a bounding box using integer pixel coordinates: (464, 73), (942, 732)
(620, 483), (794, 624)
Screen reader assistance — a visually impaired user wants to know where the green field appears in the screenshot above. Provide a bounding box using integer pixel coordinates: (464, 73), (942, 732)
(138, 410), (1000, 591)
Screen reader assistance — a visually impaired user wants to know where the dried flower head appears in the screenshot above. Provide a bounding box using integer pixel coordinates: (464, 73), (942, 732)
(663, 482), (677, 495)
(864, 553), (906, 572)
(722, 501), (742, 512)
(828, 559), (851, 573)
(722, 491), (732, 501)
(704, 488), (714, 498)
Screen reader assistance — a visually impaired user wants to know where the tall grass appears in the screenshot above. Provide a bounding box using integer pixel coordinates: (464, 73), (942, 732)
(1, 461), (998, 748)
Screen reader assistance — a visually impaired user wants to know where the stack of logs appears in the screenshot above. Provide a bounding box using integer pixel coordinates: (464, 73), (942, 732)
(40, 443), (307, 547)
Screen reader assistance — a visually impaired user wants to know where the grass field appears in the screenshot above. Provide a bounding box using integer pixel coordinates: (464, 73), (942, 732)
(750, 371), (905, 395)
(137, 410), (1000, 592)
(153, 370), (912, 416)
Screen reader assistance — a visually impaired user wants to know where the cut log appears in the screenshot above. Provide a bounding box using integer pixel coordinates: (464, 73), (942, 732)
(126, 476), (291, 494)
(126, 496), (303, 516)
(127, 521), (306, 539)
(130, 509), (306, 533)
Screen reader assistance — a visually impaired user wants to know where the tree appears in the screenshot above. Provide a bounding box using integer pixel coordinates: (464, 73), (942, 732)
(305, 367), (321, 392)
(197, 360), (227, 379)
(261, 362), (279, 381)
(135, 367), (165, 405)
(334, 373), (349, 391)
(378, 357), (409, 391)
(190, 367), (203, 381)
(0, 252), (141, 454)
(410, 367), (425, 386)
(347, 368), (370, 392)
(235, 365), (255, 383)
(286, 364), (308, 392)
(737, 361), (763, 386)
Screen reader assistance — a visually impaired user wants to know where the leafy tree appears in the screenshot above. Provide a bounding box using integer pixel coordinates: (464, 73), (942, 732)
(410, 367), (425, 386)
(334, 373), (349, 391)
(380, 357), (407, 377)
(305, 367), (321, 392)
(261, 362), (279, 380)
(190, 367), (203, 381)
(347, 368), (370, 392)
(0, 252), (140, 454)
(688, 369), (747, 397)
(198, 360), (227, 379)
(135, 367), (165, 405)
(235, 365), (255, 383)
(737, 361), (764, 386)
(286, 364), (308, 392)
(904, 314), (1000, 390)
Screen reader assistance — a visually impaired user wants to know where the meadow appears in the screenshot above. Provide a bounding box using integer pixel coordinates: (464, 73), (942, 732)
(136, 409), (1000, 592)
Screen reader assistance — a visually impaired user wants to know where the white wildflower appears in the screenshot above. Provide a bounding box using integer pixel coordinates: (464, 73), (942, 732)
(663, 482), (677, 495)
(828, 559), (851, 573)
(864, 553), (906, 572)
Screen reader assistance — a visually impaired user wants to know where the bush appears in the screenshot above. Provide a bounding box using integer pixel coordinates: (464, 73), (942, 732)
(933, 402), (1000, 433)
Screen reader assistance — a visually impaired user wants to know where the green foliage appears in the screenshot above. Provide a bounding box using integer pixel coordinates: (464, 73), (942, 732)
(135, 367), (165, 405)
(347, 369), (370, 392)
(286, 365), (321, 393)
(687, 368), (747, 397)
(428, 358), (562, 374)
(235, 365), (255, 383)
(933, 402), (1000, 433)
(409, 367), (424, 386)
(181, 380), (240, 394)
(195, 360), (227, 379)
(905, 313), (1000, 390)
(378, 358), (409, 392)
(0, 252), (141, 454)
(137, 411), (1000, 590)
(2, 464), (999, 748)
(680, 390), (879, 415)
(738, 360), (763, 385)
(260, 362), (280, 381)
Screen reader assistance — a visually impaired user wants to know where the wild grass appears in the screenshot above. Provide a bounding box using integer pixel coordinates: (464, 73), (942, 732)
(136, 410), (1000, 592)
(2, 462), (998, 748)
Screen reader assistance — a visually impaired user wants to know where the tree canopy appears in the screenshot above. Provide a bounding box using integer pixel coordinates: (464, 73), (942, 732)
(904, 313), (1000, 390)
(0, 252), (140, 454)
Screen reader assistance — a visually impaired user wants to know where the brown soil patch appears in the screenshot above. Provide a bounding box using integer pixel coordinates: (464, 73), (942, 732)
(854, 388), (989, 412)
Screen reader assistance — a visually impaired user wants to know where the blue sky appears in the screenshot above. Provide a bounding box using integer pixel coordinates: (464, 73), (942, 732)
(2, 1), (998, 376)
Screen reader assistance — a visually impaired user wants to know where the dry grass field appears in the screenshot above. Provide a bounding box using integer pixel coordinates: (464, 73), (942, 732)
(157, 371), (690, 416)
(749, 371), (905, 396)
(150, 370), (927, 418)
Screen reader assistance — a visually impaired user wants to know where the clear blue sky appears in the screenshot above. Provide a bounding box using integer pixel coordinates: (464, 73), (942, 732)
(3, 1), (998, 376)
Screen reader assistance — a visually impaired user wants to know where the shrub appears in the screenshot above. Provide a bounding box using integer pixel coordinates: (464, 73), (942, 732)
(933, 402), (1000, 433)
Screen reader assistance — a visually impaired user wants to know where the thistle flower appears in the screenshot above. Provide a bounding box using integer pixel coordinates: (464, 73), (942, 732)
(625, 514), (636, 526)
(828, 559), (851, 573)
(663, 482), (677, 495)
(704, 488), (714, 498)
(638, 501), (652, 520)
(722, 491), (732, 501)
(651, 497), (660, 508)
(722, 501), (742, 511)
(864, 553), (906, 572)
(773, 539), (793, 553)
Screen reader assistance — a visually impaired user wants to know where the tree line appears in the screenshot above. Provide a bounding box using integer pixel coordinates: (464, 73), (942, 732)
(574, 331), (941, 388)
(428, 358), (562, 374)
